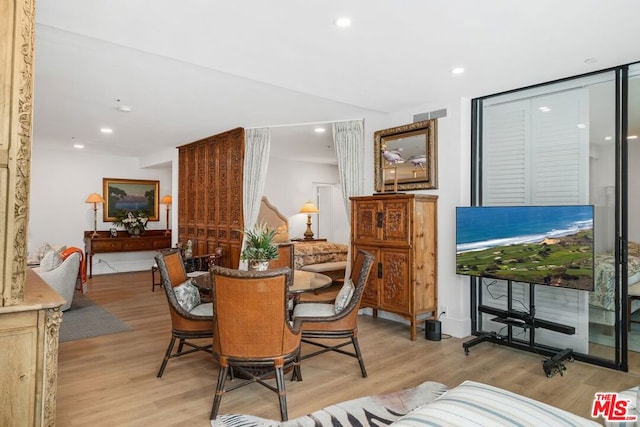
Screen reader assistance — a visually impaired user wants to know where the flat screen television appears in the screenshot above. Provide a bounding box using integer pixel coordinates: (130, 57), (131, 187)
(456, 205), (594, 291)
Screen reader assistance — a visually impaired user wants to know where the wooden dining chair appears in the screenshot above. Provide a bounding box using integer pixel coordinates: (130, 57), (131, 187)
(209, 266), (302, 421)
(291, 249), (375, 378)
(155, 250), (214, 377)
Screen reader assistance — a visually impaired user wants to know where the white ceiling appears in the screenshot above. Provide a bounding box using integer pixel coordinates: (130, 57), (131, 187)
(32, 0), (640, 160)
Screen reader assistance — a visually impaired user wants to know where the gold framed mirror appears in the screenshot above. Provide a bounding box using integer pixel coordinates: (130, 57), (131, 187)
(374, 119), (438, 192)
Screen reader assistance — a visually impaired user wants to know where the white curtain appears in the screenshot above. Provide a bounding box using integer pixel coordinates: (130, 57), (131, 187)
(333, 119), (365, 277)
(241, 128), (271, 269)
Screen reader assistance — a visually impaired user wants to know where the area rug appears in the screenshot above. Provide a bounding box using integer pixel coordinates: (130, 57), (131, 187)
(211, 381), (447, 427)
(59, 293), (132, 342)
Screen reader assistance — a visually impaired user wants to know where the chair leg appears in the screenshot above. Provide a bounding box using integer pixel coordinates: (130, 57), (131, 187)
(274, 364), (288, 421)
(291, 356), (303, 382)
(290, 348), (301, 381)
(352, 336), (367, 378)
(177, 338), (186, 353)
(151, 266), (159, 291)
(211, 365), (229, 420)
(157, 336), (177, 377)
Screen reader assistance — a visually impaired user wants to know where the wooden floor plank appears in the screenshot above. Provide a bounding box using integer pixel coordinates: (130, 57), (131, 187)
(55, 271), (640, 426)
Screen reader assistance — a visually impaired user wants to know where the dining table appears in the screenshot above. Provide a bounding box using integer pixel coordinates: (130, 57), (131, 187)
(189, 268), (333, 302)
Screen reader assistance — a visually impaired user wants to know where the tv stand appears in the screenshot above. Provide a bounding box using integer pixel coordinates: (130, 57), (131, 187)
(542, 348), (573, 377)
(463, 280), (576, 375)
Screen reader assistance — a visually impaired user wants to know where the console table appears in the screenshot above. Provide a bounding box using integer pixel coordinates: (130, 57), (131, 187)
(83, 230), (172, 278)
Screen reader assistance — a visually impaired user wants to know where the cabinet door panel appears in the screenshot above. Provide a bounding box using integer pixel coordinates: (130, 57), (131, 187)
(0, 318), (37, 426)
(380, 248), (410, 312)
(381, 199), (411, 244)
(353, 200), (379, 242)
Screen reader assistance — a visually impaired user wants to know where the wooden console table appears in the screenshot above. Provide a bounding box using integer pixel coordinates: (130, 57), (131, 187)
(83, 230), (172, 278)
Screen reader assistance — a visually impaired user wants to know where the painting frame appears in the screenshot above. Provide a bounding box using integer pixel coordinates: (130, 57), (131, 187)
(102, 178), (160, 222)
(374, 119), (438, 192)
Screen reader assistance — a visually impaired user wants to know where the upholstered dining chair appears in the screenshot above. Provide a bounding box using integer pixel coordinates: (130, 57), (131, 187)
(291, 249), (375, 378)
(209, 266), (302, 422)
(155, 250), (213, 378)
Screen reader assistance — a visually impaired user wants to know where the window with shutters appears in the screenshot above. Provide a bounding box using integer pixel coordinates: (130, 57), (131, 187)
(473, 71), (618, 362)
(482, 88), (589, 206)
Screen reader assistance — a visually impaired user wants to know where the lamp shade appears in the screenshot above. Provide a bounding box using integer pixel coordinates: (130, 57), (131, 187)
(299, 201), (319, 214)
(85, 193), (105, 203)
(161, 195), (173, 205)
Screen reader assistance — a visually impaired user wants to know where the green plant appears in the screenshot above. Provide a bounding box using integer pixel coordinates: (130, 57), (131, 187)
(240, 223), (279, 261)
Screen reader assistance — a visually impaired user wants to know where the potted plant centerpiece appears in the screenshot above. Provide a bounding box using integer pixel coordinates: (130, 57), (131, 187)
(113, 209), (149, 237)
(240, 222), (279, 271)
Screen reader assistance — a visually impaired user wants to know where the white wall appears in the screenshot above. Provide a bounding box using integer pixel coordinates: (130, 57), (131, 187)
(29, 147), (172, 275)
(361, 101), (472, 339)
(263, 156), (349, 244)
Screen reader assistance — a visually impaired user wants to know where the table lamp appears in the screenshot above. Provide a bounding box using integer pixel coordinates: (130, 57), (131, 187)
(85, 193), (105, 238)
(299, 200), (319, 240)
(161, 195), (172, 236)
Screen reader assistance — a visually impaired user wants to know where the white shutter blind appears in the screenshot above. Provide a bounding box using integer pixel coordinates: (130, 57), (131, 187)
(482, 88), (589, 206)
(530, 90), (589, 205)
(482, 101), (528, 205)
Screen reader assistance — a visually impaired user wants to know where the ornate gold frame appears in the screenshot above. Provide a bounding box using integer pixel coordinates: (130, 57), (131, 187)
(374, 119), (438, 192)
(103, 178), (160, 221)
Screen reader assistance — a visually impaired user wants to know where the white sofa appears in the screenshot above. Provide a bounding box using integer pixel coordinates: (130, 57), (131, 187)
(33, 251), (81, 311)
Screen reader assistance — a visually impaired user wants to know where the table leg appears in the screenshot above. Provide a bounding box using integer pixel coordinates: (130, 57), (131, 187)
(87, 253), (93, 278)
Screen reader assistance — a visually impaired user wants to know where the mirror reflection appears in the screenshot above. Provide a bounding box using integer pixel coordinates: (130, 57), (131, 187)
(374, 120), (437, 192)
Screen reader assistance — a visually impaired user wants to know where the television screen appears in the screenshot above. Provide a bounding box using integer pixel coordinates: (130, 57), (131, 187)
(456, 205), (594, 291)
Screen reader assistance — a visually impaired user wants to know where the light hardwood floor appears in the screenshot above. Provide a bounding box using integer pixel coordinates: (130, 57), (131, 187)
(56, 271), (640, 426)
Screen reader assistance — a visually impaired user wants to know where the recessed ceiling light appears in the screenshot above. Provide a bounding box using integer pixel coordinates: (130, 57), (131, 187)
(539, 106), (551, 112)
(314, 127), (326, 133)
(73, 144), (84, 149)
(628, 135), (638, 140)
(577, 123), (586, 129)
(117, 105), (132, 112)
(100, 128), (113, 134)
(451, 67), (465, 75)
(604, 136), (612, 141)
(334, 17), (351, 28)
(584, 58), (598, 64)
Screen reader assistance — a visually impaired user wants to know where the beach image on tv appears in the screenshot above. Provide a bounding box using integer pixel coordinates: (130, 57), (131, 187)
(456, 205), (594, 291)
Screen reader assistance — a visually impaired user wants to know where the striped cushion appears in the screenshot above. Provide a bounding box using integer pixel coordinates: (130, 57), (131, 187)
(393, 380), (600, 427)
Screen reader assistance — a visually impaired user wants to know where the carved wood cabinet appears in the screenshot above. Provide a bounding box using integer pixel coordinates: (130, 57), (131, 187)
(177, 128), (245, 268)
(1, 0), (65, 424)
(350, 194), (438, 340)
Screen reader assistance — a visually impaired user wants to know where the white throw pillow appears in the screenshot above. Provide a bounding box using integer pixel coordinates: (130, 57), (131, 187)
(173, 279), (201, 312)
(39, 248), (63, 273)
(36, 242), (52, 261)
(334, 279), (355, 313)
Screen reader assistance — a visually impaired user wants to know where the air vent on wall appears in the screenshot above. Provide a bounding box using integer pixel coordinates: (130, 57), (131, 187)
(413, 108), (447, 122)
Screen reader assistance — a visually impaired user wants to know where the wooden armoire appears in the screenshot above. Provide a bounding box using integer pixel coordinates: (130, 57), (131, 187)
(177, 128), (245, 268)
(350, 194), (438, 340)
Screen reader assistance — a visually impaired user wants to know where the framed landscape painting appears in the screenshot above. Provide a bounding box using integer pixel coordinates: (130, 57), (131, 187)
(102, 178), (159, 221)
